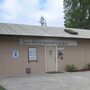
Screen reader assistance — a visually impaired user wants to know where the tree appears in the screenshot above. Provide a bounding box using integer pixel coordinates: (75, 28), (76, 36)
(39, 16), (47, 27)
(63, 0), (90, 29)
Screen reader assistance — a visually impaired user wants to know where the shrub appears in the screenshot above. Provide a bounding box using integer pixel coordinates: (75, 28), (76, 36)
(86, 63), (90, 70)
(66, 64), (77, 72)
(0, 85), (6, 90)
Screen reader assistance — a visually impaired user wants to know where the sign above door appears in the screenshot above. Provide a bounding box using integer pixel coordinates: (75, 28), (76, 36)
(19, 38), (77, 46)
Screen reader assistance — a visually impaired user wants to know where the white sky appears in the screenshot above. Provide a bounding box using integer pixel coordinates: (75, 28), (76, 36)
(0, 0), (64, 27)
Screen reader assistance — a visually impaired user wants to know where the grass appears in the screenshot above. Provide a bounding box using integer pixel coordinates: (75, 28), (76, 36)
(0, 85), (6, 90)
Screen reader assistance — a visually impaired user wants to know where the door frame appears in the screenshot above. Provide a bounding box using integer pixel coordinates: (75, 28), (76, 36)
(45, 45), (58, 72)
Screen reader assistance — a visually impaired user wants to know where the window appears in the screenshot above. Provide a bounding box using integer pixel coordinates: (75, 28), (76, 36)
(49, 50), (52, 55)
(28, 48), (37, 61)
(12, 50), (19, 59)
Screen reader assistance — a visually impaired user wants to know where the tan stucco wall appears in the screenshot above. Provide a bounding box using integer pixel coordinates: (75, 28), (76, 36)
(0, 37), (45, 77)
(1, 37), (90, 77)
(58, 40), (90, 72)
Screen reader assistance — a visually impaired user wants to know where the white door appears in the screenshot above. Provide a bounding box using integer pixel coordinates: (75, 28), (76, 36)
(46, 46), (58, 72)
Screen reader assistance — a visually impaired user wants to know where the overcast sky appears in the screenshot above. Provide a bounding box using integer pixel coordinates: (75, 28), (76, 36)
(0, 0), (64, 27)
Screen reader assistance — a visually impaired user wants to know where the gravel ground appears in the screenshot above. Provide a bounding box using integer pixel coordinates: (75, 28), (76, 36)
(0, 71), (90, 90)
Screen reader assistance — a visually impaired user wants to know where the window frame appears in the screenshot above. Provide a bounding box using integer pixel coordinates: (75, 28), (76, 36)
(28, 47), (37, 62)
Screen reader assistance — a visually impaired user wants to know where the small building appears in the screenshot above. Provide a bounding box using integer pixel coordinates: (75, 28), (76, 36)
(0, 23), (90, 77)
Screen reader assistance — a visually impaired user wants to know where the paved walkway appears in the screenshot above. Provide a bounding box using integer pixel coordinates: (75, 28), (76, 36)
(0, 72), (90, 90)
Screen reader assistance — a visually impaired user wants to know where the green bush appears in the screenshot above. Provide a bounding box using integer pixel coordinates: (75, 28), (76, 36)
(66, 64), (77, 72)
(0, 85), (6, 90)
(87, 63), (90, 70)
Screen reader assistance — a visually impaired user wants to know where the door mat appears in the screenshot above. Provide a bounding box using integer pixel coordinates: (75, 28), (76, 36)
(46, 72), (64, 74)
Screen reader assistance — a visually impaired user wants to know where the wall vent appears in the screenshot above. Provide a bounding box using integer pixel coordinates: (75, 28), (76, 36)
(26, 68), (31, 74)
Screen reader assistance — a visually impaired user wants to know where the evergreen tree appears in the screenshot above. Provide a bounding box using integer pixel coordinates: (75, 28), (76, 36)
(64, 0), (90, 29)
